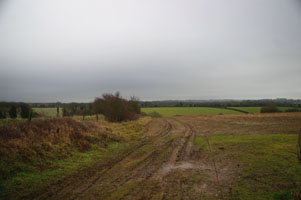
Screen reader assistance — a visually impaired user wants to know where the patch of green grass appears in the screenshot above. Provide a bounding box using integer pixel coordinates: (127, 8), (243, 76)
(0, 118), (27, 126)
(141, 107), (241, 117)
(1, 141), (139, 199)
(33, 108), (63, 117)
(33, 108), (105, 121)
(228, 107), (295, 114)
(72, 114), (104, 121)
(194, 133), (301, 199)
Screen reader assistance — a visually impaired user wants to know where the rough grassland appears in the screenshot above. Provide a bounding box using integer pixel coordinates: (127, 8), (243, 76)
(0, 117), (151, 199)
(193, 134), (301, 199)
(0, 118), (27, 127)
(141, 107), (241, 117)
(1, 113), (301, 199)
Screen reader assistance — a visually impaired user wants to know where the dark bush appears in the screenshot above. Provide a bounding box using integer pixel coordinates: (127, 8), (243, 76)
(129, 96), (141, 114)
(20, 104), (31, 118)
(9, 106), (17, 119)
(0, 111), (6, 119)
(260, 105), (281, 113)
(285, 108), (301, 112)
(93, 92), (140, 122)
(62, 107), (69, 117)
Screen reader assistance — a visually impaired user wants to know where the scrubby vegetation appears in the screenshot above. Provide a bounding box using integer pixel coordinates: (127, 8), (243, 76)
(260, 105), (281, 113)
(0, 117), (150, 199)
(0, 119), (108, 181)
(285, 108), (301, 112)
(228, 106), (295, 114)
(93, 92), (140, 122)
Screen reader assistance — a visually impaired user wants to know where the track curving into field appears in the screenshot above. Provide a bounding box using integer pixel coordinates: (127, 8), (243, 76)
(28, 117), (221, 200)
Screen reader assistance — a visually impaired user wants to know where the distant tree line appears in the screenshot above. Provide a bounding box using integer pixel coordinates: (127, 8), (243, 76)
(26, 98), (301, 109)
(260, 104), (301, 113)
(30, 102), (63, 108)
(140, 99), (301, 108)
(0, 102), (32, 119)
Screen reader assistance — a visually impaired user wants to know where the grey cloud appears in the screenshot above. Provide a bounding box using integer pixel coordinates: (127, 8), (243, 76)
(0, 0), (300, 102)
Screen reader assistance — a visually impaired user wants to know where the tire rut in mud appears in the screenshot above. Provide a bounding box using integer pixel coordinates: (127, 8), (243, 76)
(73, 119), (179, 199)
(31, 118), (178, 200)
(105, 119), (194, 199)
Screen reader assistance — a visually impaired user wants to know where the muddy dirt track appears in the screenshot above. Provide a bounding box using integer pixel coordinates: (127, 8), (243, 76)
(27, 114), (301, 200)
(25, 117), (225, 200)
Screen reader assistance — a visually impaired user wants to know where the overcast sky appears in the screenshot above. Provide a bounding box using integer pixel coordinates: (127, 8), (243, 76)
(0, 0), (300, 102)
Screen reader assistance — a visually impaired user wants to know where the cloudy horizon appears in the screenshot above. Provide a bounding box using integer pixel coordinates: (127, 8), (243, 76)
(0, 0), (301, 102)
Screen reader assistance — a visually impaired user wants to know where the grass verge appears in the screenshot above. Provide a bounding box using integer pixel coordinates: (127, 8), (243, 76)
(0, 117), (151, 199)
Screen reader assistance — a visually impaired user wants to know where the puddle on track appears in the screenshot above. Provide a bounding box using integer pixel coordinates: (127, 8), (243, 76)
(158, 161), (212, 176)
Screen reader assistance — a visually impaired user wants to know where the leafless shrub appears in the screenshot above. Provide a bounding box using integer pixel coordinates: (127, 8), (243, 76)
(93, 92), (140, 122)
(260, 104), (281, 113)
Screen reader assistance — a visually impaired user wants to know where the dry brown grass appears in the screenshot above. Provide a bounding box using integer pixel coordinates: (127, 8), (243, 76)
(180, 112), (301, 135)
(0, 118), (120, 174)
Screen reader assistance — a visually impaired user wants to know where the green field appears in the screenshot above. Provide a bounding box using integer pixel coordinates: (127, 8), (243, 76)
(141, 107), (241, 117)
(33, 108), (63, 117)
(228, 107), (295, 114)
(32, 107), (242, 118)
(33, 108), (104, 120)
(3, 107), (298, 122)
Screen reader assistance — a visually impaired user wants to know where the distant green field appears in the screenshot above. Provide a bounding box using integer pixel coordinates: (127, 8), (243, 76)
(141, 107), (241, 117)
(33, 108), (63, 117)
(72, 114), (104, 120)
(228, 107), (295, 113)
(32, 108), (104, 120)
(31, 106), (298, 119)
